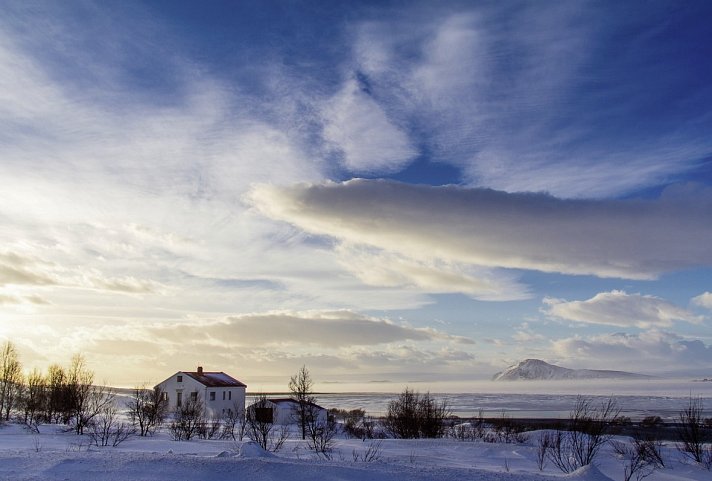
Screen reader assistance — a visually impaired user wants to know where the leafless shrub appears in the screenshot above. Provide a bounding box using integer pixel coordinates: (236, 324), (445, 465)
(127, 385), (168, 436)
(676, 396), (710, 464)
(352, 440), (383, 462)
(307, 411), (338, 458)
(449, 410), (486, 441)
(169, 394), (204, 441)
(613, 437), (664, 481)
(449, 422), (477, 441)
(634, 436), (665, 469)
(197, 416), (223, 440)
(222, 404), (247, 441)
(88, 404), (134, 447)
(541, 397), (620, 473)
(384, 388), (450, 439)
(338, 408), (375, 439)
(490, 412), (528, 444)
(640, 416), (663, 428)
(536, 432), (551, 471)
(245, 394), (289, 452)
(703, 445), (712, 470)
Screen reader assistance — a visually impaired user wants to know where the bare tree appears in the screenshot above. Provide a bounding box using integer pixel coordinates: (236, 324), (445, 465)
(676, 396), (709, 464)
(0, 341), (23, 421)
(289, 365), (315, 440)
(66, 355), (114, 435)
(246, 394), (288, 451)
(222, 401), (247, 441)
(169, 393), (204, 441)
(384, 387), (420, 439)
(45, 364), (69, 424)
(20, 368), (47, 430)
(418, 392), (450, 438)
(384, 388), (450, 439)
(127, 385), (168, 436)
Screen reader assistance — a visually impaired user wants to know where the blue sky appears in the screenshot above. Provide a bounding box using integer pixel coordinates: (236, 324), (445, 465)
(1, 0), (711, 388)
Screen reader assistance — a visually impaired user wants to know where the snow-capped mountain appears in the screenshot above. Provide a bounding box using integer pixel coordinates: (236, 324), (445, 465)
(492, 359), (651, 381)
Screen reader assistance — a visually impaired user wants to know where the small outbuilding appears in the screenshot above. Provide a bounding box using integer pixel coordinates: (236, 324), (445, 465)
(247, 398), (328, 425)
(155, 366), (246, 417)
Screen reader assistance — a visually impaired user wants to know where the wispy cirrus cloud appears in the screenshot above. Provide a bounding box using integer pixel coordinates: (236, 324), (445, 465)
(246, 179), (712, 280)
(347, 2), (712, 197)
(544, 291), (703, 329)
(321, 78), (417, 174)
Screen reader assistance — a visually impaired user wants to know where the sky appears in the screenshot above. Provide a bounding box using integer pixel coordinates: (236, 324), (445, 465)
(1, 0), (711, 390)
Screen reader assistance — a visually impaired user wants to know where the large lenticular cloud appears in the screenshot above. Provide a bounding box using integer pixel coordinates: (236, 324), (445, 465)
(247, 179), (712, 280)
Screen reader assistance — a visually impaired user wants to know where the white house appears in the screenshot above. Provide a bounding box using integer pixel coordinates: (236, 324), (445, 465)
(247, 398), (328, 425)
(155, 366), (246, 417)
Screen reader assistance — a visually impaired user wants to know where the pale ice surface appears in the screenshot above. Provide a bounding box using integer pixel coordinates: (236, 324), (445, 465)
(270, 379), (712, 418)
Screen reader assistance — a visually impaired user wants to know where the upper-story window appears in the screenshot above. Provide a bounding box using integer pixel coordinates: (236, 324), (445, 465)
(210, 391), (216, 401)
(228, 391), (232, 400)
(177, 375), (183, 383)
(190, 391), (198, 401)
(222, 391), (226, 400)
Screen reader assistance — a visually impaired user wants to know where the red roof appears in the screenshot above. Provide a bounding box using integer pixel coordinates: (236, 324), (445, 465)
(184, 371), (246, 388)
(266, 398), (325, 410)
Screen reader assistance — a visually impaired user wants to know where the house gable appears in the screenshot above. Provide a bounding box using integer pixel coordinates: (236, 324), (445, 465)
(155, 366), (247, 416)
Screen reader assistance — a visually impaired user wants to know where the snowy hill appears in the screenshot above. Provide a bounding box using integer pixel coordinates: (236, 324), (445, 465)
(492, 359), (651, 381)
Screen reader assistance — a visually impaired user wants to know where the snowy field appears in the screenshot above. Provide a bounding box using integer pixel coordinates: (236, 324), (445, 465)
(2, 381), (711, 480)
(1, 422), (711, 481)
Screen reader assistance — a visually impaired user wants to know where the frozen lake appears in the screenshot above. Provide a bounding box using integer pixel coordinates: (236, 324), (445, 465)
(251, 379), (712, 419)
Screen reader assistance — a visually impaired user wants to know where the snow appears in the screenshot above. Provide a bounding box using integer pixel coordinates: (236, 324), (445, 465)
(492, 359), (650, 381)
(1, 422), (711, 481)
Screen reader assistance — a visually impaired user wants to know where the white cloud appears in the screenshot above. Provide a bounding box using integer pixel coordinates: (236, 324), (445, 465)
(334, 244), (530, 301)
(144, 310), (474, 348)
(0, 250), (161, 294)
(246, 179), (712, 280)
(692, 292), (712, 310)
(544, 291), (703, 329)
(551, 331), (712, 374)
(321, 79), (417, 174)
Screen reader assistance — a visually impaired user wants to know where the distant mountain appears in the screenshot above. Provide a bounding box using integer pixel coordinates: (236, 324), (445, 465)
(492, 359), (652, 381)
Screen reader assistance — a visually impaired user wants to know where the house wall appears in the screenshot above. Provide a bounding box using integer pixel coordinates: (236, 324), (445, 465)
(155, 372), (246, 417)
(274, 403), (327, 425)
(249, 400), (327, 425)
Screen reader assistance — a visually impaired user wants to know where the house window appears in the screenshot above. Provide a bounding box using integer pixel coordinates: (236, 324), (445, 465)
(228, 391), (232, 400)
(222, 392), (226, 400)
(177, 375), (183, 383)
(176, 392), (182, 408)
(255, 407), (273, 423)
(161, 392), (168, 402)
(190, 392), (198, 401)
(210, 391), (215, 401)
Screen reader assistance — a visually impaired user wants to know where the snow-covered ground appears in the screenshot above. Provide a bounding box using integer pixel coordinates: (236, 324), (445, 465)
(1, 422), (710, 481)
